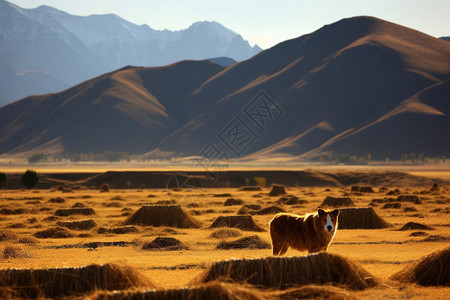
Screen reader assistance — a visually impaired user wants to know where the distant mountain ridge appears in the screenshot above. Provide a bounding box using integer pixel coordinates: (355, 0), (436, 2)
(0, 16), (449, 161)
(0, 0), (261, 107)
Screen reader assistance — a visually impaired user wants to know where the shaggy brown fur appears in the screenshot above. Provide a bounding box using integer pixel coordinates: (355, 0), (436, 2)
(269, 209), (339, 255)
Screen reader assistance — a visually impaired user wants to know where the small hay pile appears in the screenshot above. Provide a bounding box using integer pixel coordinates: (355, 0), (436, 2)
(214, 193), (233, 197)
(239, 186), (262, 191)
(56, 219), (97, 231)
(210, 216), (265, 232)
(48, 197), (65, 203)
(33, 227), (73, 239)
(55, 208), (95, 217)
(269, 184), (287, 196)
(194, 252), (378, 290)
(98, 226), (138, 234)
(396, 195), (422, 204)
(382, 202), (402, 209)
(0, 263), (155, 299)
(253, 206), (286, 215)
(223, 198), (244, 206)
(142, 237), (187, 251)
(124, 205), (200, 228)
(319, 196), (355, 208)
(390, 246), (450, 286)
(237, 204), (261, 215)
(338, 207), (391, 229)
(398, 222), (434, 231)
(277, 195), (307, 205)
(210, 228), (242, 239)
(216, 235), (271, 250)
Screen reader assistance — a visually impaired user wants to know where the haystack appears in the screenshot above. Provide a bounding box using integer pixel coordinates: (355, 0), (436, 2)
(319, 196), (355, 208)
(253, 206), (286, 215)
(0, 263), (155, 299)
(210, 216), (264, 232)
(55, 208), (95, 217)
(269, 184), (287, 196)
(90, 281), (269, 300)
(430, 183), (440, 192)
(399, 222), (434, 231)
(237, 204), (261, 215)
(389, 246), (450, 286)
(97, 226), (138, 234)
(33, 227), (73, 239)
(48, 197), (65, 203)
(124, 205), (200, 228)
(239, 186), (262, 191)
(56, 219), (97, 231)
(396, 195), (422, 204)
(351, 186), (360, 192)
(223, 198), (244, 206)
(338, 207), (391, 229)
(194, 252), (378, 290)
(210, 228), (242, 239)
(278, 195), (308, 205)
(216, 235), (271, 250)
(359, 186), (374, 193)
(142, 237), (187, 251)
(382, 203), (402, 209)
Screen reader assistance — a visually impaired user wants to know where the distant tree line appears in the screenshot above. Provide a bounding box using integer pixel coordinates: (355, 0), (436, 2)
(316, 152), (448, 165)
(28, 151), (131, 163)
(317, 153), (373, 165)
(399, 153), (447, 164)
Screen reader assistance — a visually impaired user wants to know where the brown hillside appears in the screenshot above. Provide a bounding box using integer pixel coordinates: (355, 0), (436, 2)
(0, 16), (449, 159)
(156, 16), (450, 159)
(0, 61), (224, 155)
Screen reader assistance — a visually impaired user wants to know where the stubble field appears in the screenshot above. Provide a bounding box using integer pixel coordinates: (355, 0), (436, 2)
(0, 170), (449, 299)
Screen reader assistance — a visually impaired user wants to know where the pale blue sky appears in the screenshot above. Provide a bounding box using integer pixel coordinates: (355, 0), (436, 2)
(7, 0), (450, 48)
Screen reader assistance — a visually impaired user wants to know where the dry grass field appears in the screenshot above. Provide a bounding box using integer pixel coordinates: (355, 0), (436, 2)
(0, 170), (449, 299)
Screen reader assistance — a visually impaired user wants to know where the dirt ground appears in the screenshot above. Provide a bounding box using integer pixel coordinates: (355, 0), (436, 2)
(0, 169), (449, 299)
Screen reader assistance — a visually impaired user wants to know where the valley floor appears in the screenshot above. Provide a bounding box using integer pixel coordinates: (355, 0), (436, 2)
(0, 169), (449, 298)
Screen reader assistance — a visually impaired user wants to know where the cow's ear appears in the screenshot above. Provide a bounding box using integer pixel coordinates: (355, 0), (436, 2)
(318, 209), (325, 216)
(332, 209), (340, 217)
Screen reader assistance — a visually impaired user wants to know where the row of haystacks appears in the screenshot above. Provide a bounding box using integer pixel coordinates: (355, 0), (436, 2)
(370, 195), (422, 206)
(0, 263), (155, 299)
(123, 205), (391, 231)
(1, 247), (448, 298)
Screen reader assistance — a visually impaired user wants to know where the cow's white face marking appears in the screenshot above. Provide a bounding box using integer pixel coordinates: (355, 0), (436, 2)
(325, 214), (334, 232)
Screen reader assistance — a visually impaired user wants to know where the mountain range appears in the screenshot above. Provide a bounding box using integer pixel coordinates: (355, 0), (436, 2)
(0, 0), (260, 107)
(0, 16), (449, 161)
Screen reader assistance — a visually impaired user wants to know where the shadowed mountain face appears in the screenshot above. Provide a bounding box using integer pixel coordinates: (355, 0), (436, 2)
(0, 0), (261, 107)
(0, 16), (449, 160)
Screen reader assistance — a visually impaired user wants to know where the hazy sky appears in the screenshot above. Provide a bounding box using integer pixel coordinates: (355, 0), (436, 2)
(7, 0), (450, 49)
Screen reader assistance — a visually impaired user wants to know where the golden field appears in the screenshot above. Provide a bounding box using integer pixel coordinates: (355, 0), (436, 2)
(0, 169), (449, 299)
